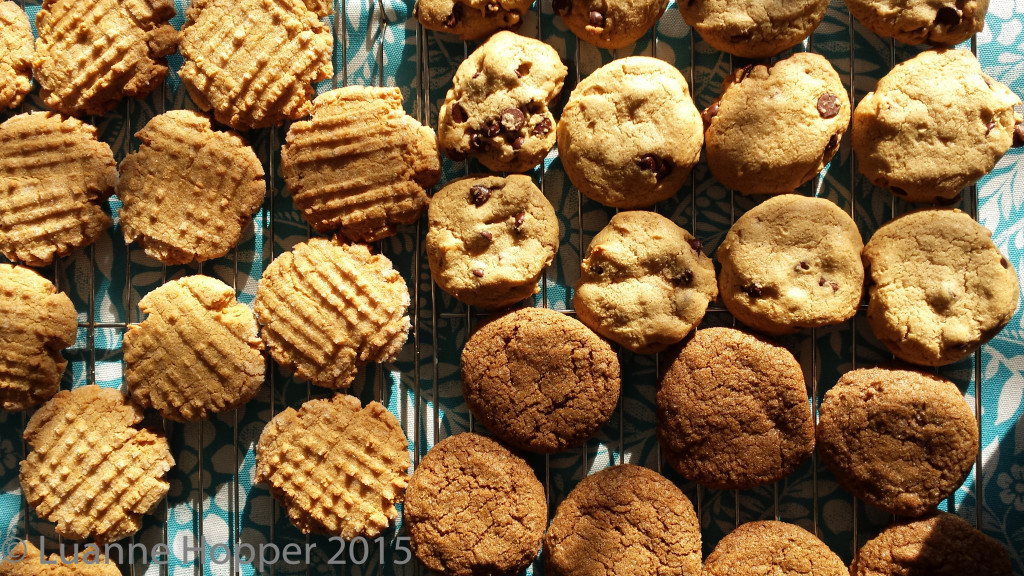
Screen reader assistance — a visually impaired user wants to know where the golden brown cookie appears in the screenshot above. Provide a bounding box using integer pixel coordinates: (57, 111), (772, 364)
(255, 394), (410, 539)
(20, 385), (174, 544)
(0, 1), (33, 110)
(554, 0), (669, 49)
(461, 307), (621, 453)
(414, 0), (532, 41)
(0, 112), (116, 267)
(32, 0), (177, 116)
(680, 0), (829, 59)
(0, 264), (76, 412)
(426, 174), (559, 309)
(657, 327), (815, 490)
(404, 433), (547, 576)
(545, 464), (702, 576)
(118, 110), (266, 265)
(850, 513), (1011, 576)
(574, 211), (717, 354)
(817, 367), (978, 517)
(0, 540), (121, 575)
(281, 86), (439, 243)
(863, 208), (1019, 366)
(123, 275), (264, 422)
(703, 521), (849, 576)
(179, 0), (333, 130)
(254, 238), (411, 389)
(844, 0), (990, 46)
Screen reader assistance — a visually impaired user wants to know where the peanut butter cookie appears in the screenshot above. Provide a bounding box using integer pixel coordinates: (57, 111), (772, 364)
(0, 1), (33, 110)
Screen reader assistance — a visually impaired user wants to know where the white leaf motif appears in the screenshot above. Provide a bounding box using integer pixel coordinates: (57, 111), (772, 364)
(996, 373), (1024, 426)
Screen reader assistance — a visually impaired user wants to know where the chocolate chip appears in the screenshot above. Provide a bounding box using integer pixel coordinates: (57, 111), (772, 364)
(830, 281), (839, 292)
(480, 229), (493, 240)
(470, 132), (484, 150)
(638, 154), (658, 172)
(637, 154), (673, 180)
(513, 210), (526, 230)
(742, 283), (762, 298)
(817, 93), (841, 119)
(818, 277), (838, 291)
(935, 6), (961, 26)
(891, 186), (907, 196)
(444, 4), (461, 27)
(553, 0), (570, 15)
(588, 10), (605, 27)
(512, 136), (525, 150)
(446, 147), (467, 161)
(687, 238), (703, 252)
(1000, 257), (1009, 269)
(729, 30), (753, 43)
(470, 185), (491, 206)
(451, 102), (468, 123)
(532, 116), (552, 136)
(472, 70), (481, 79)
(472, 268), (485, 277)
(825, 134), (840, 154)
(736, 64), (755, 82)
(985, 121), (996, 135)
(484, 117), (501, 137)
(500, 107), (525, 131)
(657, 158), (674, 180)
(485, 0), (500, 14)
(797, 261), (810, 271)
(591, 264), (604, 275)
(1013, 124), (1024, 147)
(672, 269), (694, 286)
(701, 100), (720, 128)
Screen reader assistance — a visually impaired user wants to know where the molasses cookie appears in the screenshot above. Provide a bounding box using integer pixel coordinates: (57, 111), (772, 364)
(657, 327), (815, 490)
(680, 0), (829, 59)
(558, 57), (703, 209)
(415, 0), (532, 40)
(703, 521), (849, 576)
(844, 0), (989, 46)
(554, 0), (669, 49)
(0, 1), (32, 110)
(461, 307), (621, 453)
(574, 211), (717, 353)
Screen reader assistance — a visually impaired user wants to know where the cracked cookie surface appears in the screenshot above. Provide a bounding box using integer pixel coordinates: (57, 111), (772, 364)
(844, 0), (989, 46)
(0, 2), (33, 110)
(574, 211), (717, 353)
(703, 521), (849, 576)
(427, 174), (559, 309)
(404, 433), (546, 576)
(554, 0), (669, 49)
(461, 307), (620, 453)
(558, 57), (703, 209)
(657, 327), (814, 490)
(680, 0), (828, 58)
(863, 208), (1019, 366)
(415, 0), (532, 40)
(544, 464), (701, 576)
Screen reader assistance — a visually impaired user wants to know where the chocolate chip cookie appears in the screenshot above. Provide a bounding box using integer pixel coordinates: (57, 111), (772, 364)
(863, 208), (1019, 366)
(680, 0), (829, 59)
(0, 1), (33, 110)
(853, 49), (1022, 203)
(545, 464), (702, 576)
(844, 0), (989, 46)
(558, 56), (703, 209)
(704, 53), (851, 195)
(438, 31), (567, 173)
(554, 0), (669, 49)
(426, 174), (559, 309)
(703, 521), (849, 576)
(415, 0), (532, 40)
(461, 307), (621, 453)
(818, 367), (978, 517)
(574, 211), (717, 353)
(404, 433), (547, 576)
(851, 513), (1012, 576)
(718, 194), (864, 335)
(657, 327), (815, 490)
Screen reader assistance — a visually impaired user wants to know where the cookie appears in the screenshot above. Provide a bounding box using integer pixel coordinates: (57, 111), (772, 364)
(117, 110), (266, 265)
(557, 56), (703, 209)
(404, 433), (546, 576)
(680, 0), (829, 59)
(438, 31), (567, 173)
(853, 49), (1023, 203)
(123, 275), (264, 422)
(179, 0), (333, 130)
(0, 540), (121, 575)
(0, 112), (116, 267)
(703, 521), (849, 576)
(254, 238), (411, 389)
(656, 327), (815, 490)
(817, 367), (978, 517)
(426, 174), (559, 309)
(461, 307), (621, 453)
(0, 264), (76, 412)
(717, 194), (864, 335)
(850, 513), (1012, 576)
(281, 86), (439, 243)
(553, 0), (669, 49)
(0, 1), (32, 110)
(573, 211), (717, 353)
(255, 394), (410, 539)
(863, 208), (1019, 366)
(703, 53), (852, 195)
(544, 464), (701, 576)
(844, 0), (989, 46)
(32, 0), (177, 116)
(20, 385), (174, 544)
(415, 0), (532, 40)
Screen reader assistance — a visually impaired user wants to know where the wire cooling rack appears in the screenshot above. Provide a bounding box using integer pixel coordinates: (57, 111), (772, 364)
(2, 0), (1023, 575)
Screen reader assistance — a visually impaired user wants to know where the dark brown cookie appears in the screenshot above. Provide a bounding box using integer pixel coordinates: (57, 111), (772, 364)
(404, 433), (547, 576)
(817, 367), (979, 517)
(544, 464), (701, 576)
(461, 307), (621, 453)
(850, 513), (1011, 576)
(703, 521), (849, 576)
(656, 327), (815, 490)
